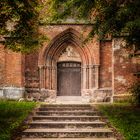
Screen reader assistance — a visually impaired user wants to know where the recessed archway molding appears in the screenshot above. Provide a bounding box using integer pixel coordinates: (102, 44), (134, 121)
(38, 28), (100, 101)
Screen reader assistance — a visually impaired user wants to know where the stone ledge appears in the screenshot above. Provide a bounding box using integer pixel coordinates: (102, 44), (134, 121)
(0, 87), (24, 99)
(113, 94), (132, 102)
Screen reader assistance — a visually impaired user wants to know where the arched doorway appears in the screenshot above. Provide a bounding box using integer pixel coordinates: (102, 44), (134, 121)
(38, 28), (98, 102)
(57, 61), (81, 96)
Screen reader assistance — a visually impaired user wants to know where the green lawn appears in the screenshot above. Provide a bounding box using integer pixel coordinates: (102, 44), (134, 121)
(0, 100), (36, 140)
(98, 103), (140, 140)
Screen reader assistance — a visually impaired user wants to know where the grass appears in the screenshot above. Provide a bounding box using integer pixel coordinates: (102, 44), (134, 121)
(0, 100), (36, 140)
(98, 103), (140, 140)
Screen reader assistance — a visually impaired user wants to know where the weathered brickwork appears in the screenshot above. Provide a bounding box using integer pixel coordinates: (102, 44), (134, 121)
(0, 45), (6, 86)
(25, 52), (39, 90)
(0, 25), (139, 101)
(112, 38), (138, 96)
(0, 44), (25, 99)
(100, 41), (112, 88)
(5, 50), (23, 87)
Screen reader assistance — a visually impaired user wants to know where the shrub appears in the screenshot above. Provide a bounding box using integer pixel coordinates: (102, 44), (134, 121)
(130, 82), (140, 105)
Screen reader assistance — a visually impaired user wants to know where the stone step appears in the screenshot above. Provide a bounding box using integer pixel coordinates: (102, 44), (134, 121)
(22, 128), (113, 138)
(32, 116), (103, 121)
(29, 121), (106, 128)
(36, 111), (99, 116)
(40, 104), (91, 108)
(21, 138), (117, 140)
(38, 108), (94, 111)
(21, 104), (116, 140)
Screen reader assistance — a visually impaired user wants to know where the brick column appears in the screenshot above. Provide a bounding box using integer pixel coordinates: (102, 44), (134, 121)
(89, 65), (94, 89)
(43, 66), (46, 88)
(51, 66), (56, 90)
(86, 65), (89, 89)
(82, 66), (87, 89)
(45, 66), (49, 89)
(95, 65), (99, 89)
(38, 66), (42, 90)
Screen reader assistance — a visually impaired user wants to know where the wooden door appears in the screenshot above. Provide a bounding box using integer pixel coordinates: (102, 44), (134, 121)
(57, 62), (81, 96)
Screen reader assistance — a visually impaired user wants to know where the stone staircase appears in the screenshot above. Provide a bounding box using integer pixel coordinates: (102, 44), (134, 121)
(21, 104), (116, 140)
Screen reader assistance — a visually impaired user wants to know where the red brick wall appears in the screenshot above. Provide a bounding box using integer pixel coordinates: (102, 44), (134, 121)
(0, 26), (138, 98)
(0, 44), (6, 86)
(5, 49), (24, 87)
(99, 41), (112, 88)
(25, 52), (39, 88)
(113, 39), (137, 94)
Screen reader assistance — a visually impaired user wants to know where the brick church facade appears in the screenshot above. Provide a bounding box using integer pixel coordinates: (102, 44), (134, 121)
(0, 24), (139, 102)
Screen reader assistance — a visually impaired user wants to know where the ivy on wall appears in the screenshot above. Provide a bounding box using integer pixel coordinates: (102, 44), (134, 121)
(0, 0), (140, 53)
(0, 0), (48, 53)
(43, 0), (140, 51)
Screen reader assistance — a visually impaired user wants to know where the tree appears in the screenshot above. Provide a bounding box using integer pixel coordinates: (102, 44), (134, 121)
(0, 0), (40, 53)
(1, 0), (140, 53)
(43, 0), (140, 51)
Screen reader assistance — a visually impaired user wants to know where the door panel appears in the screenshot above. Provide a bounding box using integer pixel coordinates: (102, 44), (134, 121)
(57, 62), (81, 96)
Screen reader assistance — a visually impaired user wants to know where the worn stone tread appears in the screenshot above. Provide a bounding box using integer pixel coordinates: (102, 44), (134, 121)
(32, 116), (103, 121)
(40, 107), (92, 108)
(36, 111), (99, 113)
(36, 111), (99, 116)
(41, 104), (91, 107)
(29, 121), (105, 124)
(39, 107), (92, 109)
(23, 128), (112, 133)
(21, 138), (116, 140)
(33, 116), (101, 118)
(39, 109), (93, 111)
(21, 104), (116, 139)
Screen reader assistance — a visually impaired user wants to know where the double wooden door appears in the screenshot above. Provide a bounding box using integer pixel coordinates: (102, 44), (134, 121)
(57, 62), (81, 96)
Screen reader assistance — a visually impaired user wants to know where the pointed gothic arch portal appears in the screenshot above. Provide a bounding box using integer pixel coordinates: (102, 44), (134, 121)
(38, 28), (99, 100)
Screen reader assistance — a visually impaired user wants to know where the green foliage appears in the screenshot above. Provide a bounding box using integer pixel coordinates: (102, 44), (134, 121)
(130, 82), (140, 105)
(99, 104), (140, 140)
(0, 100), (36, 140)
(45, 0), (140, 50)
(0, 0), (46, 53)
(40, 0), (94, 24)
(1, 0), (140, 52)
